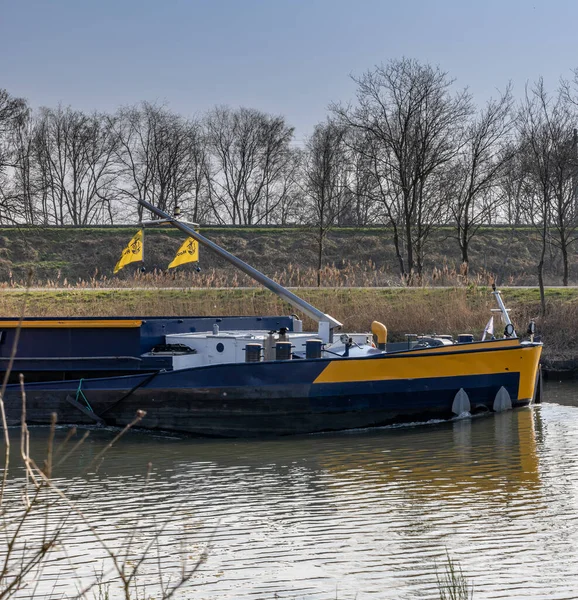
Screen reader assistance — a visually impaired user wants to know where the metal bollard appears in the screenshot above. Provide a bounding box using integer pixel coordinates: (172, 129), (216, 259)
(275, 341), (292, 361)
(245, 343), (262, 363)
(305, 339), (323, 359)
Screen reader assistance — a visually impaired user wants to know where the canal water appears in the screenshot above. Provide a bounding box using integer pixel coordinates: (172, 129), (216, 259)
(4, 381), (578, 599)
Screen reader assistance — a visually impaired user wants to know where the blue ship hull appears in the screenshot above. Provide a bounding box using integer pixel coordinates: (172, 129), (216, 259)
(3, 340), (543, 437)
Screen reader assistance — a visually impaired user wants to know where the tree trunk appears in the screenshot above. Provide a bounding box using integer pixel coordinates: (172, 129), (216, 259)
(317, 227), (323, 287)
(538, 258), (546, 317)
(460, 237), (469, 282)
(405, 222), (413, 281)
(391, 226), (406, 281)
(561, 243), (569, 287)
(460, 237), (469, 266)
(538, 224), (547, 317)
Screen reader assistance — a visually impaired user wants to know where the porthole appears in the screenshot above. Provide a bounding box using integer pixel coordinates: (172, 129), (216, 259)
(216, 342), (225, 353)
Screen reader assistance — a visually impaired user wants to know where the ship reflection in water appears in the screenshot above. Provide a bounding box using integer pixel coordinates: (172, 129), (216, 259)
(8, 383), (578, 599)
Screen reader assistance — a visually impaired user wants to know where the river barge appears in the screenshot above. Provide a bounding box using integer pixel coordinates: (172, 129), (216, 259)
(1, 200), (543, 437)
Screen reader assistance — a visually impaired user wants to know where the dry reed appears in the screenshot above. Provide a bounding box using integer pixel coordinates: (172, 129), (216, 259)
(0, 287), (498, 338)
(0, 261), (503, 290)
(1, 283), (567, 362)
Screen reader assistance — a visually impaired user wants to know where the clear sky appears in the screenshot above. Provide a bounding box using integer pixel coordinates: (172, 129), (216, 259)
(1, 0), (577, 140)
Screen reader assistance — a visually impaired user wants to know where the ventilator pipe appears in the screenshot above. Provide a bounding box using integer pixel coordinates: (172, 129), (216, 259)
(371, 321), (388, 351)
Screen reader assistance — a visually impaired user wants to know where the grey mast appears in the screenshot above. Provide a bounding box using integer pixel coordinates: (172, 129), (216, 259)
(138, 199), (342, 340)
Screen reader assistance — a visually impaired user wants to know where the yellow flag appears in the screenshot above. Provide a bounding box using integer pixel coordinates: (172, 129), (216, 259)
(113, 230), (144, 274)
(168, 237), (199, 269)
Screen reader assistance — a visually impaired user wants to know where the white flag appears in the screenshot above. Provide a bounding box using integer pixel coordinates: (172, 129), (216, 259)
(482, 316), (494, 341)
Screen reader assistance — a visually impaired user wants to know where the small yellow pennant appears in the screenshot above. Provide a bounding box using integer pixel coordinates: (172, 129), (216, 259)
(168, 237), (199, 269)
(113, 230), (143, 273)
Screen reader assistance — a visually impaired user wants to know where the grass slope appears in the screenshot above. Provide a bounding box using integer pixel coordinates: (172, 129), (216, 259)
(0, 225), (573, 286)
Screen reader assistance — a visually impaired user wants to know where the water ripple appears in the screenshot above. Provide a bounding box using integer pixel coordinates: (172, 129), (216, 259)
(4, 382), (578, 598)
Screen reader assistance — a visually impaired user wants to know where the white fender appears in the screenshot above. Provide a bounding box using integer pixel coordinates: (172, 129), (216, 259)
(452, 388), (471, 415)
(493, 386), (512, 412)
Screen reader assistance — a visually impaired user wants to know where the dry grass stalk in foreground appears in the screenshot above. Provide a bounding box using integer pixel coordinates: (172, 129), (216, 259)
(0, 311), (208, 599)
(436, 551), (475, 600)
(0, 401), (208, 599)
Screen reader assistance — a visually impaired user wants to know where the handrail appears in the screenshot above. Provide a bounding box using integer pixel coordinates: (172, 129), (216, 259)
(492, 289), (517, 338)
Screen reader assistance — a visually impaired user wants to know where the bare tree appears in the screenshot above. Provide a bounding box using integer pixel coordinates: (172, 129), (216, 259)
(449, 87), (515, 273)
(549, 123), (578, 288)
(497, 142), (529, 225)
(517, 79), (576, 313)
(33, 106), (120, 224)
(205, 106), (295, 224)
(10, 109), (38, 224)
(267, 146), (303, 225)
(0, 89), (29, 223)
(333, 58), (473, 283)
(114, 103), (211, 222)
(187, 129), (213, 223)
(303, 121), (350, 286)
(343, 130), (380, 226)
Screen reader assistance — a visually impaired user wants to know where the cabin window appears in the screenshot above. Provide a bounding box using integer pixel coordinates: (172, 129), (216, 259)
(216, 343), (225, 353)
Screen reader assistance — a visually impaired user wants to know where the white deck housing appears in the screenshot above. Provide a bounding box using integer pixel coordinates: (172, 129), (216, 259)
(142, 330), (375, 370)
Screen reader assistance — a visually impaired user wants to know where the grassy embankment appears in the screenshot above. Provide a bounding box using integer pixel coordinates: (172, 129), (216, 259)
(2, 286), (577, 364)
(0, 224), (575, 286)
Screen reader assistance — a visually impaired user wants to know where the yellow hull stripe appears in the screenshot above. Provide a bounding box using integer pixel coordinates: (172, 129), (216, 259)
(0, 320), (142, 329)
(315, 345), (543, 400)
